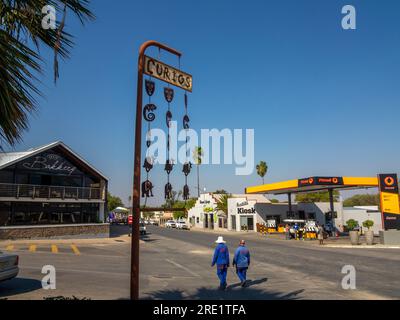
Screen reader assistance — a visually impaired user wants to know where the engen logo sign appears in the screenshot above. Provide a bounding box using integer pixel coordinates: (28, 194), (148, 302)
(378, 173), (400, 230)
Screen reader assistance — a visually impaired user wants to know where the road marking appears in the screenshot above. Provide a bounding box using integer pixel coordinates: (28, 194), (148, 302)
(51, 245), (58, 254)
(29, 244), (37, 252)
(166, 259), (201, 278)
(71, 244), (81, 255)
(6, 245), (14, 251)
(21, 265), (130, 277)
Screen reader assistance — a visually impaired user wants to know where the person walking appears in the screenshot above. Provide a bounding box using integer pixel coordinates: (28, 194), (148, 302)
(285, 224), (290, 240)
(232, 240), (251, 287)
(211, 236), (230, 290)
(293, 223), (299, 240)
(317, 224), (324, 245)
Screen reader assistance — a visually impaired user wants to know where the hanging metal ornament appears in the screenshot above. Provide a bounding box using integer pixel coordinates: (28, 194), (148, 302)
(143, 156), (153, 173)
(182, 92), (191, 203)
(143, 104), (157, 122)
(183, 115), (190, 129)
(146, 130), (152, 148)
(145, 79), (155, 96)
(183, 184), (190, 200)
(141, 180), (154, 198)
(182, 162), (192, 176)
(164, 87), (174, 103)
(166, 110), (173, 128)
(164, 159), (174, 174)
(164, 182), (173, 200)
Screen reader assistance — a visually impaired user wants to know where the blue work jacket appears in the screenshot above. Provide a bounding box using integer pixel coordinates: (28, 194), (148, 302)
(211, 243), (230, 267)
(233, 245), (251, 268)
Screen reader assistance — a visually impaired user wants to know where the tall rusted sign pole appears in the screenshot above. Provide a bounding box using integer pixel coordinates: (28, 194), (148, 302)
(131, 41), (183, 300)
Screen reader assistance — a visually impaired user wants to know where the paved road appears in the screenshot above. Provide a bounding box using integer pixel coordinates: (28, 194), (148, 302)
(147, 226), (400, 299)
(1, 225), (399, 300)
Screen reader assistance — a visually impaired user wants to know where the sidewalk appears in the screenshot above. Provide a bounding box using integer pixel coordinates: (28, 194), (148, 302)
(189, 227), (400, 249)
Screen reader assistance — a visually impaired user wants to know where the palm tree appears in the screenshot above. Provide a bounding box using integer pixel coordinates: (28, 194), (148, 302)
(193, 146), (203, 197)
(256, 161), (268, 184)
(216, 194), (230, 215)
(0, 1), (94, 147)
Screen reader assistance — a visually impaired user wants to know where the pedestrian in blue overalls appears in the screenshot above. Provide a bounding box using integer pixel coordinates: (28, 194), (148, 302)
(211, 236), (230, 290)
(233, 240), (251, 287)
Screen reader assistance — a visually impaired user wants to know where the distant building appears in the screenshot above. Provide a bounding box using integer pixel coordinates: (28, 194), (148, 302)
(188, 193), (346, 232)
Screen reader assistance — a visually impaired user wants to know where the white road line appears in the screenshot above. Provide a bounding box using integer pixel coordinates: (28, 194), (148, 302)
(165, 259), (201, 278)
(20, 265), (130, 277)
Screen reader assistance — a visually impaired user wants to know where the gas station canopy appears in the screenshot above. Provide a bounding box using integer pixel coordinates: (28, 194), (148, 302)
(246, 176), (378, 195)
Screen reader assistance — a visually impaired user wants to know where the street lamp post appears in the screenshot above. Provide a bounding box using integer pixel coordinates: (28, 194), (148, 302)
(131, 41), (182, 300)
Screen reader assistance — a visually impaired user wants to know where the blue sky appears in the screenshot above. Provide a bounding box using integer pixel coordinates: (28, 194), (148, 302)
(9, 0), (400, 205)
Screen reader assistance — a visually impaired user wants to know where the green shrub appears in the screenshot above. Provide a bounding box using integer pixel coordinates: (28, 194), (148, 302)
(346, 219), (358, 231)
(362, 220), (374, 230)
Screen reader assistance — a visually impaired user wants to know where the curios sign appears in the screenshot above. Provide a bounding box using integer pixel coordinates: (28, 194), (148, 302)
(144, 55), (193, 92)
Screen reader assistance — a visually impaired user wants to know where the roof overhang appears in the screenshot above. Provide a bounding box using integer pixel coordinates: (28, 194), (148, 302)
(0, 141), (108, 181)
(246, 176), (378, 195)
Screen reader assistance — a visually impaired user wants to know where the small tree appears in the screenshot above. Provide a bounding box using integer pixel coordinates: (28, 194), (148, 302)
(362, 220), (374, 230)
(346, 219), (358, 231)
(256, 161), (268, 184)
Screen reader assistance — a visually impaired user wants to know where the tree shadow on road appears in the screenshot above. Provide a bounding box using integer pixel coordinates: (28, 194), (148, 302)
(0, 277), (42, 298)
(142, 286), (304, 300)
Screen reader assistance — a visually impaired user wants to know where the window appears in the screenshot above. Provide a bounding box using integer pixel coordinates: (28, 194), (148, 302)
(307, 212), (316, 220)
(0, 202), (11, 226)
(0, 170), (14, 183)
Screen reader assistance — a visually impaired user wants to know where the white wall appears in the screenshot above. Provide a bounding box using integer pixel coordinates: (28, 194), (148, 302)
(342, 208), (382, 235)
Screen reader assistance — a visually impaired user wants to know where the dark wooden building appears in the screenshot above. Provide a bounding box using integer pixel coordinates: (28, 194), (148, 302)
(0, 141), (108, 239)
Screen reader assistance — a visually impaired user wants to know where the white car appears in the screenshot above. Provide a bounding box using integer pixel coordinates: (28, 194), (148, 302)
(0, 251), (19, 283)
(176, 221), (190, 230)
(165, 220), (176, 228)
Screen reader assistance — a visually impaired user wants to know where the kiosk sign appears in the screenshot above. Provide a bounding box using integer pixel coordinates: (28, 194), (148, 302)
(144, 55), (193, 92)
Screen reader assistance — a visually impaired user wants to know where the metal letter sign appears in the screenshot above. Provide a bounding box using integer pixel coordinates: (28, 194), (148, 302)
(144, 55), (193, 92)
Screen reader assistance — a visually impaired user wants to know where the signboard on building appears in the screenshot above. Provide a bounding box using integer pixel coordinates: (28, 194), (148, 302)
(18, 152), (79, 176)
(378, 173), (400, 230)
(298, 176), (344, 187)
(144, 55), (193, 92)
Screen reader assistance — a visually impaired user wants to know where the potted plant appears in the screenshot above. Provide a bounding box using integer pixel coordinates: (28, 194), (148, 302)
(346, 219), (360, 245)
(362, 220), (374, 245)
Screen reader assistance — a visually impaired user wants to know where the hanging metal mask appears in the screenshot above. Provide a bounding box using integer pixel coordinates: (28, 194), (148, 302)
(143, 157), (153, 172)
(164, 159), (174, 174)
(145, 80), (155, 96)
(164, 87), (174, 103)
(183, 184), (190, 200)
(141, 180), (154, 198)
(165, 183), (173, 200)
(143, 104), (157, 122)
(166, 110), (173, 128)
(182, 162), (192, 176)
(183, 115), (190, 129)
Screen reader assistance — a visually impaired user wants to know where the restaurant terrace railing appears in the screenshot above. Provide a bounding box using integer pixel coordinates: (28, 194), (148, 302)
(0, 183), (102, 200)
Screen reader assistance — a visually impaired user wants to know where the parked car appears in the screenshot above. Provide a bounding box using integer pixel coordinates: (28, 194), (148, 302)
(165, 220), (176, 228)
(0, 251), (19, 283)
(176, 221), (190, 230)
(149, 220), (158, 226)
(140, 223), (147, 235)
